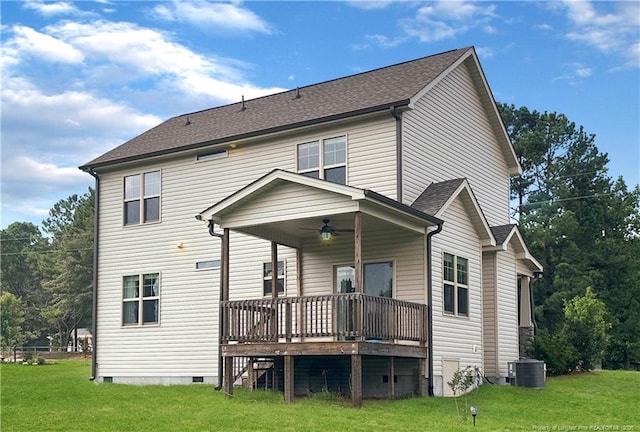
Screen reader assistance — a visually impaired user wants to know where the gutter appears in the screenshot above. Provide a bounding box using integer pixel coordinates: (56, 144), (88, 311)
(205, 219), (225, 391)
(81, 168), (100, 381)
(390, 106), (403, 203)
(80, 101), (411, 172)
(426, 222), (443, 396)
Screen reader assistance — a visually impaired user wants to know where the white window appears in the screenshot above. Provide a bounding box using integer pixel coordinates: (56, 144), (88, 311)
(263, 261), (285, 296)
(123, 273), (160, 326)
(443, 253), (468, 316)
(124, 170), (160, 225)
(297, 135), (346, 184)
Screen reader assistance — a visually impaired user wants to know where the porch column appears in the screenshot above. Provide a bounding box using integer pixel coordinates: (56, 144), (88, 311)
(354, 212), (362, 293)
(519, 276), (532, 327)
(296, 248), (303, 296)
(351, 354), (363, 408)
(271, 241), (278, 298)
(284, 355), (295, 404)
(354, 212), (364, 341)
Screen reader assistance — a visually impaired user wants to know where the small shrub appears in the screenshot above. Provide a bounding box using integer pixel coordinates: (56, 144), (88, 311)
(36, 356), (46, 365)
(447, 366), (480, 423)
(529, 328), (578, 375)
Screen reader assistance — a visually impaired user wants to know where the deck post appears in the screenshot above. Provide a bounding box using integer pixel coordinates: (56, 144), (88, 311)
(284, 355), (295, 404)
(351, 354), (362, 408)
(388, 357), (395, 399)
(247, 357), (255, 391)
(224, 356), (234, 398)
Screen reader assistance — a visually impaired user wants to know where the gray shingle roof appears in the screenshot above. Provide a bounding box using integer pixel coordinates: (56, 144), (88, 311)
(410, 179), (466, 215)
(491, 224), (517, 245)
(82, 47), (471, 169)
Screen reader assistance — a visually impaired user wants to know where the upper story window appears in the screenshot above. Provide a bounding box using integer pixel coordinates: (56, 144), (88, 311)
(443, 253), (468, 317)
(123, 273), (160, 326)
(297, 135), (346, 184)
(124, 170), (160, 225)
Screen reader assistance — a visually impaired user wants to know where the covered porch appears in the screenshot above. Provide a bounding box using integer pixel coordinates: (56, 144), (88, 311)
(198, 170), (443, 407)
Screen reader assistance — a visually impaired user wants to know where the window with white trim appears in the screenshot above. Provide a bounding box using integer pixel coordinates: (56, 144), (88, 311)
(263, 261), (285, 296)
(123, 273), (160, 326)
(297, 135), (346, 184)
(443, 253), (468, 316)
(124, 170), (160, 225)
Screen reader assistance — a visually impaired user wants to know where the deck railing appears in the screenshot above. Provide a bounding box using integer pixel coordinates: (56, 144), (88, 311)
(221, 293), (427, 345)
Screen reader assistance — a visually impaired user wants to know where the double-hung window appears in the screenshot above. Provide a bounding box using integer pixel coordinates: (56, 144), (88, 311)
(124, 170), (161, 225)
(297, 135), (346, 184)
(123, 273), (160, 326)
(263, 261), (285, 296)
(443, 253), (469, 317)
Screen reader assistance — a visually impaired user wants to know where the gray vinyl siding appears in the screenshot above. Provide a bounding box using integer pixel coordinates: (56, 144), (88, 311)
(402, 59), (511, 226)
(94, 116), (397, 382)
(482, 252), (498, 377)
(496, 245), (519, 377)
(430, 197), (483, 392)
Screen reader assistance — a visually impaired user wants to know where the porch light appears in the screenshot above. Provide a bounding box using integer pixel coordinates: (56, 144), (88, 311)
(320, 225), (334, 241)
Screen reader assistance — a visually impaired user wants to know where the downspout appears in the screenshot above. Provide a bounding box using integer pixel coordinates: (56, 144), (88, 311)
(390, 106), (403, 202)
(207, 221), (225, 391)
(83, 168), (100, 381)
(426, 222), (443, 396)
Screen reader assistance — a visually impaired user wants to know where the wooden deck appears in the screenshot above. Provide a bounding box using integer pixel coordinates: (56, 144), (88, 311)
(221, 293), (428, 345)
(220, 293), (429, 407)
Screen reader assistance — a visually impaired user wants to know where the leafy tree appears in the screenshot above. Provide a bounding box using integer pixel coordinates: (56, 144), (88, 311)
(40, 189), (94, 349)
(562, 287), (609, 370)
(0, 222), (51, 343)
(499, 103), (640, 370)
(0, 292), (26, 354)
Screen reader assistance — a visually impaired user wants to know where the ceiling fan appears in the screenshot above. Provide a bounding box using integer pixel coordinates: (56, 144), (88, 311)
(302, 218), (354, 241)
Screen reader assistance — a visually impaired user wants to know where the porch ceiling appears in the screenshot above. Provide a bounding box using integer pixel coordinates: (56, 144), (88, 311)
(198, 169), (442, 248)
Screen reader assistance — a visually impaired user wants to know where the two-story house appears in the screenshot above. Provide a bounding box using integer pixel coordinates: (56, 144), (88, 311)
(80, 47), (541, 407)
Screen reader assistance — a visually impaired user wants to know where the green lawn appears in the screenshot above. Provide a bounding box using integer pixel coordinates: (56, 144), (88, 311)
(1, 360), (638, 431)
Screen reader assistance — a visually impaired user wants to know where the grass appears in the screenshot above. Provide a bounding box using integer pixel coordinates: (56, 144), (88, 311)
(1, 360), (638, 431)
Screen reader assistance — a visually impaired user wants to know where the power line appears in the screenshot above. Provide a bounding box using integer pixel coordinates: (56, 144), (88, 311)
(0, 248), (93, 257)
(512, 191), (617, 210)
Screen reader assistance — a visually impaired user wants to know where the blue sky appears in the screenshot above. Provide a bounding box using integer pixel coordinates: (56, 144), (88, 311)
(1, 0), (638, 229)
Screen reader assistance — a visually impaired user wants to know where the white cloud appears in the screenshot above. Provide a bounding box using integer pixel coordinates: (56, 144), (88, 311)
(6, 25), (84, 64)
(152, 0), (273, 34)
(42, 20), (283, 102)
(23, 1), (81, 16)
(347, 1), (395, 10)
(562, 1), (639, 68)
(401, 1), (497, 43)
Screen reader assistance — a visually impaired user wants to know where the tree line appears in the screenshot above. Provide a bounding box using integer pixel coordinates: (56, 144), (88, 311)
(2, 104), (639, 372)
(499, 103), (640, 373)
(1, 190), (94, 354)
